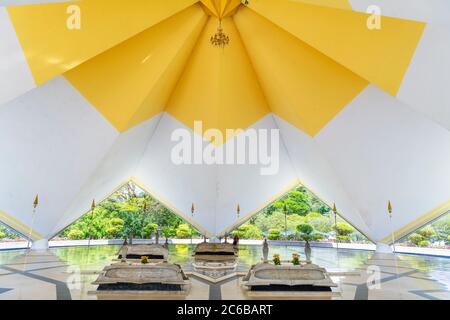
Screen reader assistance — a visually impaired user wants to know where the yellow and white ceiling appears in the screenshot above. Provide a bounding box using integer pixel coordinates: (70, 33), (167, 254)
(0, 0), (449, 244)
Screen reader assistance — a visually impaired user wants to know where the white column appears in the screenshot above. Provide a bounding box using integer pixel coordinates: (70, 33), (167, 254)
(375, 242), (392, 254)
(31, 238), (49, 251)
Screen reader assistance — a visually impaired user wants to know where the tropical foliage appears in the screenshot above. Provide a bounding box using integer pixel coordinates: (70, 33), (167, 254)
(0, 223), (24, 241)
(232, 186), (368, 243)
(58, 182), (199, 241)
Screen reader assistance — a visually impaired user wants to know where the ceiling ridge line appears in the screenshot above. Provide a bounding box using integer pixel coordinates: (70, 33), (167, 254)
(163, 16), (212, 118)
(309, 131), (376, 241)
(230, 14), (272, 117)
(114, 3), (207, 130)
(123, 5), (209, 131)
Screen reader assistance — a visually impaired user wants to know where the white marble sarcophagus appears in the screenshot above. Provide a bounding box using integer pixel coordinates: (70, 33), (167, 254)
(118, 244), (169, 261)
(93, 262), (189, 292)
(192, 243), (238, 270)
(242, 263), (337, 292)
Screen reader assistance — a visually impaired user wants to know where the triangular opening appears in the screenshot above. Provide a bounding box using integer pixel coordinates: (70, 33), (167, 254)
(0, 221), (28, 247)
(230, 184), (372, 244)
(398, 210), (450, 249)
(52, 182), (202, 242)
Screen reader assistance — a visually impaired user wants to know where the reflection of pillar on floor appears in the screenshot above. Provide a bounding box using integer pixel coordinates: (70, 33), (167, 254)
(375, 242), (392, 254)
(31, 238), (49, 251)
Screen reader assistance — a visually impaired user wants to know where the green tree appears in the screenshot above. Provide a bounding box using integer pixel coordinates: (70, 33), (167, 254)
(176, 224), (192, 239)
(162, 226), (176, 238)
(418, 240), (430, 247)
(334, 222), (354, 242)
(232, 224), (263, 239)
(296, 223), (315, 242)
(254, 211), (305, 232)
(408, 233), (424, 246)
(67, 229), (84, 240)
(418, 225), (436, 240)
(106, 218), (124, 238)
(305, 212), (333, 233)
(271, 190), (311, 216)
(143, 223), (158, 238)
(432, 215), (450, 241)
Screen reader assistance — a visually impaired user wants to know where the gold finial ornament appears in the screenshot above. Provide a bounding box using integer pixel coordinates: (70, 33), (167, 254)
(388, 201), (393, 217)
(333, 203), (337, 214)
(237, 204), (241, 217)
(191, 203), (195, 216)
(210, 20), (230, 48)
(91, 199), (96, 211)
(33, 194), (39, 209)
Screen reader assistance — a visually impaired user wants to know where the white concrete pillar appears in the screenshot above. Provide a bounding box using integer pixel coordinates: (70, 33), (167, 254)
(31, 238), (49, 251)
(375, 242), (392, 254)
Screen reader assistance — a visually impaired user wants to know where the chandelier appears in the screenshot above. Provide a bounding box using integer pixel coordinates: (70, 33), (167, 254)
(210, 21), (230, 48)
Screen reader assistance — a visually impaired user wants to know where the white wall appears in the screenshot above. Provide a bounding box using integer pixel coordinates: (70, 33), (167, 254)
(51, 114), (162, 236)
(397, 24), (450, 131)
(135, 113), (218, 235)
(315, 85), (450, 242)
(274, 115), (373, 240)
(0, 77), (117, 238)
(215, 114), (298, 235)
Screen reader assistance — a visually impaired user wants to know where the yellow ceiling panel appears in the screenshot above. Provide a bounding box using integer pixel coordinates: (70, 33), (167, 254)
(167, 17), (270, 143)
(234, 7), (368, 136)
(65, 5), (207, 132)
(247, 0), (425, 96)
(7, 0), (198, 85)
(200, 0), (242, 18)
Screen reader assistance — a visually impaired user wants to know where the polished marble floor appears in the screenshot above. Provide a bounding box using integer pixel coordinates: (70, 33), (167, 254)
(0, 244), (449, 300)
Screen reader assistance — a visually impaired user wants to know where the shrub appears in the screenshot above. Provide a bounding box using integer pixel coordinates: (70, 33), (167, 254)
(0, 231), (5, 240)
(273, 254), (281, 265)
(106, 218), (124, 238)
(176, 224), (192, 239)
(448, 235), (450, 244)
(418, 226), (436, 239)
(292, 253), (300, 265)
(418, 240), (430, 247)
(232, 224), (263, 239)
(312, 233), (325, 241)
(162, 226), (176, 238)
(408, 233), (424, 246)
(305, 212), (323, 220)
(296, 223), (318, 242)
(267, 229), (281, 240)
(67, 229), (84, 240)
(336, 235), (351, 242)
(143, 223), (158, 238)
(296, 223), (314, 235)
(106, 226), (121, 238)
(334, 222), (354, 236)
(110, 218), (124, 228)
